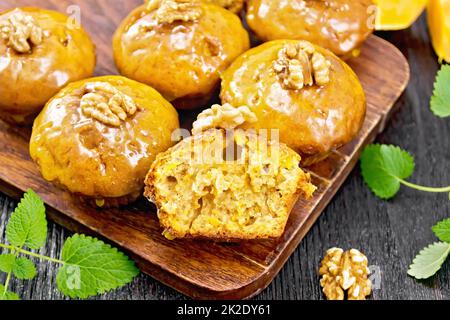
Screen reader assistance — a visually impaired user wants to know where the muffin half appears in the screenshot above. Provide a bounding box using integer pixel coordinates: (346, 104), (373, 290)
(144, 104), (316, 240)
(30, 76), (179, 207)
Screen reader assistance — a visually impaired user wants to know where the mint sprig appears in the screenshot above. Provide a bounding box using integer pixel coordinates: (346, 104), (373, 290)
(408, 218), (450, 279)
(0, 189), (139, 300)
(57, 234), (139, 299)
(6, 189), (47, 249)
(430, 64), (450, 118)
(432, 218), (450, 243)
(360, 144), (450, 199)
(0, 254), (16, 273)
(12, 258), (36, 280)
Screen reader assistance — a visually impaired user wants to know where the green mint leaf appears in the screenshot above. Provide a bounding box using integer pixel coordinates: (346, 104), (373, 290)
(408, 242), (450, 279)
(6, 189), (47, 249)
(0, 285), (20, 300)
(56, 234), (139, 299)
(430, 64), (450, 118)
(432, 218), (450, 243)
(0, 254), (16, 273)
(12, 257), (36, 280)
(360, 144), (415, 199)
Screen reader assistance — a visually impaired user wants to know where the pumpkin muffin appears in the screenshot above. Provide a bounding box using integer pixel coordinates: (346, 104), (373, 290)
(246, 0), (374, 57)
(113, 0), (250, 110)
(30, 76), (179, 208)
(144, 104), (316, 240)
(0, 7), (96, 124)
(220, 40), (366, 165)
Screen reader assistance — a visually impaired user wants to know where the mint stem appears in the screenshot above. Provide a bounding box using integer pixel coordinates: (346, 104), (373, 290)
(399, 179), (450, 194)
(2, 270), (12, 299)
(0, 243), (64, 264)
(1, 247), (21, 299)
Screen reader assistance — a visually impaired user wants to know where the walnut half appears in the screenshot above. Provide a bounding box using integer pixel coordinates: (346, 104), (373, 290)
(80, 82), (138, 127)
(0, 10), (43, 53)
(319, 248), (372, 300)
(147, 0), (203, 24)
(273, 41), (331, 91)
(192, 103), (257, 135)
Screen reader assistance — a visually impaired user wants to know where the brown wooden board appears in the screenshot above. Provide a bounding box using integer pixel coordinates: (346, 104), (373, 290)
(0, 0), (410, 299)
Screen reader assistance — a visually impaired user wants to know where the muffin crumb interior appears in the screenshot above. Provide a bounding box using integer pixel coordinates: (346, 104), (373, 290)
(146, 129), (316, 240)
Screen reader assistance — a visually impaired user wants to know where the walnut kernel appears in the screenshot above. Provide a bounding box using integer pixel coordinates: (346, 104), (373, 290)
(273, 41), (331, 90)
(192, 103), (257, 135)
(148, 0), (202, 24)
(0, 11), (43, 53)
(80, 82), (138, 127)
(319, 248), (372, 300)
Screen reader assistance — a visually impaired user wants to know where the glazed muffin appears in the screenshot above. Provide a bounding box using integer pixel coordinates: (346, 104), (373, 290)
(0, 7), (96, 124)
(220, 40), (366, 165)
(246, 0), (374, 57)
(144, 105), (316, 240)
(30, 76), (179, 208)
(113, 0), (250, 109)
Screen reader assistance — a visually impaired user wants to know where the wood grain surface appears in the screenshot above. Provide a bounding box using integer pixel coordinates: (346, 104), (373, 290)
(0, 0), (409, 299)
(1, 0), (448, 300)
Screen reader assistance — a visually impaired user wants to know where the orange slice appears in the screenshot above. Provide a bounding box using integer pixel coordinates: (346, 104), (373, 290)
(427, 0), (450, 63)
(374, 0), (428, 30)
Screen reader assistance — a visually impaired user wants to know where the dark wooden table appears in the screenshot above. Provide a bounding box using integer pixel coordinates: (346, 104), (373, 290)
(0, 9), (449, 299)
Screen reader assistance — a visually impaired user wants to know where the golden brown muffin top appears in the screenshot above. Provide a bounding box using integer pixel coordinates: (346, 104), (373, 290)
(220, 40), (366, 160)
(0, 7), (96, 116)
(113, 1), (249, 107)
(30, 76), (179, 199)
(246, 0), (374, 57)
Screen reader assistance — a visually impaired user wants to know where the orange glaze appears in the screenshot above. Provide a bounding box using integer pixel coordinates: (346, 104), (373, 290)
(220, 40), (366, 164)
(0, 7), (96, 124)
(113, 3), (250, 109)
(30, 76), (179, 203)
(246, 0), (374, 57)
